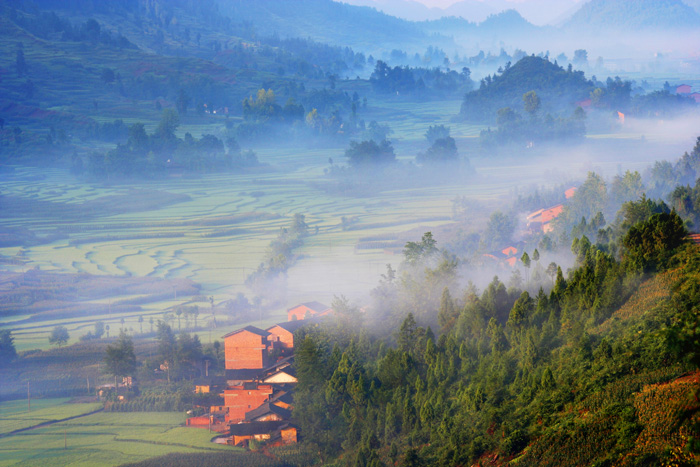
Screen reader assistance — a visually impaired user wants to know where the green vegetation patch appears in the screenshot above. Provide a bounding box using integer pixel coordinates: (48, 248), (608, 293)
(0, 398), (102, 435)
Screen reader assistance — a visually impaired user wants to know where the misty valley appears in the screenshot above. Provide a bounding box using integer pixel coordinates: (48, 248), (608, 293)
(0, 0), (700, 466)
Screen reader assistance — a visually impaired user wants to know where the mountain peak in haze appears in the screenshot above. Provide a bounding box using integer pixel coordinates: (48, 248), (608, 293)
(480, 9), (534, 30)
(566, 0), (700, 30)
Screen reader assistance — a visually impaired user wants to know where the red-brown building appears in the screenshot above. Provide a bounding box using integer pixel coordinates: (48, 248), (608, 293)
(215, 321), (303, 446)
(228, 421), (298, 447)
(224, 382), (273, 423)
(483, 244), (523, 268)
(223, 326), (271, 370)
(266, 320), (307, 352)
(287, 301), (331, 321)
(676, 84), (692, 94)
(576, 98), (592, 109)
(244, 402), (292, 422)
(264, 367), (297, 384)
(526, 204), (564, 233)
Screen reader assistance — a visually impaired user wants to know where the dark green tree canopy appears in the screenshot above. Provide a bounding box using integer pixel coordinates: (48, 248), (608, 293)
(49, 325), (69, 347)
(104, 329), (137, 383)
(622, 211), (687, 272)
(345, 139), (396, 167)
(417, 136), (458, 164)
(403, 232), (438, 265)
(0, 330), (17, 367)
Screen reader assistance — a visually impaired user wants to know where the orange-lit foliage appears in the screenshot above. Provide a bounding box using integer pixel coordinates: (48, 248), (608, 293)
(592, 269), (679, 335)
(621, 372), (700, 466)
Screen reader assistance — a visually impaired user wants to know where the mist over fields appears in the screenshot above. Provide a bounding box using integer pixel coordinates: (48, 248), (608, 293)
(0, 0), (700, 465)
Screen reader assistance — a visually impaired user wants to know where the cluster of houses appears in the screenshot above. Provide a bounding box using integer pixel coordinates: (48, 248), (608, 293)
(187, 301), (332, 448)
(675, 84), (700, 104)
(483, 187), (576, 268)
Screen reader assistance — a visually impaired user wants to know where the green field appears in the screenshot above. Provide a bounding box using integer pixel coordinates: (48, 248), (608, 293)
(0, 405), (236, 467)
(0, 398), (101, 435)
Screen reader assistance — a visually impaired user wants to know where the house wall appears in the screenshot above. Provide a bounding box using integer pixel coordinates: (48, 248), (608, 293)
(287, 305), (315, 321)
(224, 331), (268, 370)
(281, 427), (298, 444)
(232, 433), (271, 445)
(224, 384), (273, 423)
(186, 416), (211, 426)
(267, 326), (295, 348)
(264, 372), (297, 384)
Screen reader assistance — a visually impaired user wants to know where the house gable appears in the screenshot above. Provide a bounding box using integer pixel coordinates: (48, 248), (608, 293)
(223, 326), (271, 370)
(287, 301), (331, 321)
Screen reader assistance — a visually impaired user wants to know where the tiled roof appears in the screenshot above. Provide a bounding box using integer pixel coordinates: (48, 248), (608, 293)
(222, 325), (270, 339)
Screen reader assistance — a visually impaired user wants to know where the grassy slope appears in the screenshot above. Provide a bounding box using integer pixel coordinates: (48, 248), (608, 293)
(509, 268), (700, 466)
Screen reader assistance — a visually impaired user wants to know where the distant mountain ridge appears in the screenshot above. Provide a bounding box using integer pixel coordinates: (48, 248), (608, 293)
(565, 0), (700, 30)
(215, 0), (435, 51)
(420, 9), (540, 43)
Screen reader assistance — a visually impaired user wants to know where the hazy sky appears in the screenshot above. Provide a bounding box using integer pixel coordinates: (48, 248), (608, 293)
(342, 0), (588, 25)
(384, 0), (583, 7)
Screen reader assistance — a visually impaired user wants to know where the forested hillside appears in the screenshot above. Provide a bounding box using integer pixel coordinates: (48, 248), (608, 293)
(459, 56), (593, 122)
(289, 213), (699, 466)
(284, 140), (700, 466)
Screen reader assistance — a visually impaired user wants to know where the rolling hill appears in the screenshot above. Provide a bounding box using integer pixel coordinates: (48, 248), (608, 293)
(565, 0), (700, 31)
(459, 55), (593, 121)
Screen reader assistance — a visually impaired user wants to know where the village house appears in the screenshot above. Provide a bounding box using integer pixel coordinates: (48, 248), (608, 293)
(263, 366), (297, 384)
(483, 244), (523, 268)
(266, 320), (307, 353)
(197, 314), (309, 446)
(575, 98), (592, 110)
(194, 376), (225, 394)
(228, 421), (298, 447)
(185, 414), (227, 429)
(224, 382), (274, 423)
(225, 368), (263, 386)
(287, 301), (332, 321)
(526, 204), (564, 234)
(244, 402), (292, 423)
(223, 326), (272, 370)
(676, 84), (692, 94)
(269, 391), (294, 411)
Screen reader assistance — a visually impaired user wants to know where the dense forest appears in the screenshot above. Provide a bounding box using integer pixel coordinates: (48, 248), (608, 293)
(282, 140), (700, 467)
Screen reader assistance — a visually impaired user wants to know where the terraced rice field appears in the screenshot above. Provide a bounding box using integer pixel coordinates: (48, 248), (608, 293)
(1, 98), (691, 349)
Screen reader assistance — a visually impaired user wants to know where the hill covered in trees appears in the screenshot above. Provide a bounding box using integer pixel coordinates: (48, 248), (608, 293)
(459, 56), (593, 122)
(277, 138), (700, 467)
(288, 202), (700, 467)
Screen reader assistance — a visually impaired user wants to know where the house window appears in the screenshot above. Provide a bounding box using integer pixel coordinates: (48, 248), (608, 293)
(248, 405), (251, 408)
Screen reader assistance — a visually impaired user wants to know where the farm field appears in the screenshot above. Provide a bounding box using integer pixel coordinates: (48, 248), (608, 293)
(2, 97), (698, 351)
(0, 409), (235, 467)
(0, 398), (101, 435)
